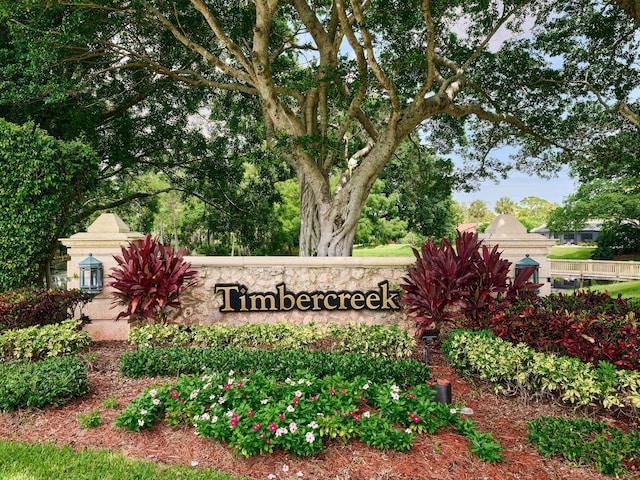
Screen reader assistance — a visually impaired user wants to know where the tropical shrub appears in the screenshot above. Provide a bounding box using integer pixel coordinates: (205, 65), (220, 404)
(115, 370), (502, 461)
(0, 288), (91, 332)
(119, 347), (431, 386)
(442, 329), (640, 413)
(0, 319), (91, 361)
(109, 234), (198, 324)
(0, 355), (89, 411)
(528, 416), (640, 477)
(401, 231), (539, 334)
(489, 291), (640, 370)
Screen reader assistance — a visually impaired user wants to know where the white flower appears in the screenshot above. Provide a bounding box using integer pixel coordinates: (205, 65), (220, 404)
(148, 389), (157, 397)
(228, 370), (235, 377)
(210, 394), (216, 400)
(362, 383), (369, 390)
(201, 412), (210, 421)
(391, 384), (400, 393)
(194, 415), (200, 421)
(282, 464), (290, 472)
(391, 392), (400, 401)
(211, 415), (219, 423)
(225, 410), (234, 417)
(218, 397), (226, 404)
(307, 421), (319, 429)
(305, 432), (315, 443)
(306, 381), (312, 386)
(137, 419), (144, 427)
(275, 427), (288, 437)
(152, 398), (160, 405)
(140, 409), (147, 415)
(450, 408), (458, 414)
(406, 428), (412, 434)
(297, 472), (304, 478)
(261, 398), (269, 404)
(298, 379), (305, 384)
(289, 422), (298, 433)
(267, 475), (277, 480)
(287, 405), (295, 413)
(295, 390), (303, 398)
(190, 389), (200, 400)
(191, 460), (199, 467)
(363, 411), (371, 418)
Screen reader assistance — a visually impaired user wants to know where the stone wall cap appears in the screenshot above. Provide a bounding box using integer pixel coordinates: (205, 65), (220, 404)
(484, 214), (527, 234)
(87, 213), (131, 233)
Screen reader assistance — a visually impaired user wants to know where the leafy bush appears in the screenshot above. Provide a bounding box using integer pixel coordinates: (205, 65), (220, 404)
(119, 346), (431, 386)
(528, 416), (640, 477)
(0, 319), (91, 361)
(489, 291), (640, 370)
(441, 329), (640, 413)
(109, 234), (198, 324)
(0, 355), (89, 411)
(77, 409), (102, 429)
(128, 322), (416, 359)
(0, 288), (91, 332)
(400, 231), (539, 334)
(115, 370), (500, 460)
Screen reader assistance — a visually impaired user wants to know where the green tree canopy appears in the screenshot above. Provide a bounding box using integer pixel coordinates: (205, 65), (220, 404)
(0, 119), (99, 290)
(3, 1), (639, 257)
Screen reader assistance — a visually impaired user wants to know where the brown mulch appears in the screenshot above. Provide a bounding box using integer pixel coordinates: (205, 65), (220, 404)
(1, 340), (638, 480)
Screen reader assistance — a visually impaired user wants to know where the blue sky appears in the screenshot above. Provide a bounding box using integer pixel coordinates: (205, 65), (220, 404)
(452, 166), (577, 211)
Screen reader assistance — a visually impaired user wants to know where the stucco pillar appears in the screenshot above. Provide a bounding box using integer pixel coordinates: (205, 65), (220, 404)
(478, 214), (556, 296)
(59, 213), (144, 340)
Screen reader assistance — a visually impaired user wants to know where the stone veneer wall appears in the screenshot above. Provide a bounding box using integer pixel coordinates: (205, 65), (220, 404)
(173, 256), (415, 329)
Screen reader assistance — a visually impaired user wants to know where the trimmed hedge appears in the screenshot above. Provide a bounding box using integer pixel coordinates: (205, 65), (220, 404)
(119, 347), (431, 386)
(0, 355), (90, 411)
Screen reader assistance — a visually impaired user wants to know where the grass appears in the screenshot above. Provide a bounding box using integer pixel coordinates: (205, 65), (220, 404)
(547, 246), (596, 260)
(353, 244), (416, 256)
(587, 280), (640, 300)
(0, 440), (243, 480)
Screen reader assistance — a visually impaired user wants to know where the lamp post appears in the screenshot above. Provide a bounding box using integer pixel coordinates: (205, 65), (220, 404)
(79, 253), (103, 295)
(515, 254), (540, 294)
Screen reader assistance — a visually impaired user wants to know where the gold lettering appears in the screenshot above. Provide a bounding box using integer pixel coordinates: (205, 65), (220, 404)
(379, 281), (400, 310)
(249, 293), (278, 311)
(215, 284), (240, 312)
(338, 292), (350, 309)
(296, 293), (311, 310)
(365, 292), (381, 309)
(351, 292), (365, 309)
(323, 293), (338, 310)
(277, 284), (295, 311)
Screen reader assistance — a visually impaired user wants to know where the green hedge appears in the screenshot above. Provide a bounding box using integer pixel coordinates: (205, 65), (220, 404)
(128, 322), (416, 359)
(0, 355), (89, 411)
(120, 347), (430, 386)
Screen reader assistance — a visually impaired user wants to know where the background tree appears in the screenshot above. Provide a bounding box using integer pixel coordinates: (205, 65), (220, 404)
(0, 119), (98, 291)
(495, 197), (518, 216)
(467, 200), (493, 226)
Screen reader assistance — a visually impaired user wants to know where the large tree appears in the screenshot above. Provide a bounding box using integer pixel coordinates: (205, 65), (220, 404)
(7, 0), (639, 256)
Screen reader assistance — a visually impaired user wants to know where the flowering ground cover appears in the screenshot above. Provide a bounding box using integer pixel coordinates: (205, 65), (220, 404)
(0, 340), (634, 479)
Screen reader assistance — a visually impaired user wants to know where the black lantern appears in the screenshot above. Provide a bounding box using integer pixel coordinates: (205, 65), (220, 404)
(515, 254), (540, 293)
(79, 253), (103, 295)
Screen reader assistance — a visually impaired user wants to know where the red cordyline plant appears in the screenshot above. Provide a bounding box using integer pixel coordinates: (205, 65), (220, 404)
(109, 234), (198, 324)
(400, 231), (540, 335)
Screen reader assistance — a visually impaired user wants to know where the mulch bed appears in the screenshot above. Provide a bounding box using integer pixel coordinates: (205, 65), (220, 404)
(0, 340), (638, 480)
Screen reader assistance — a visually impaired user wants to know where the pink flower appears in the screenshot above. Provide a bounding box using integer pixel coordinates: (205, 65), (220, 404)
(253, 422), (261, 431)
(247, 410), (254, 417)
(310, 396), (317, 401)
(236, 381), (243, 388)
(427, 380), (433, 387)
(278, 413), (284, 420)
(340, 389), (345, 394)
(223, 383), (231, 390)
(269, 422), (277, 432)
(408, 393), (415, 399)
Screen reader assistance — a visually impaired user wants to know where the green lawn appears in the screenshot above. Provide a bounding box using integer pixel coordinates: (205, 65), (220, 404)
(353, 244), (416, 256)
(547, 246), (596, 260)
(587, 280), (640, 300)
(0, 440), (243, 480)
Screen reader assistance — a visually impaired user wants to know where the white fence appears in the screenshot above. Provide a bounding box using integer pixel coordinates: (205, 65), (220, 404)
(549, 259), (640, 281)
